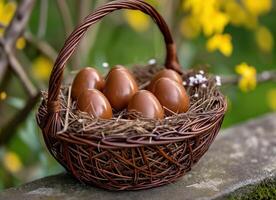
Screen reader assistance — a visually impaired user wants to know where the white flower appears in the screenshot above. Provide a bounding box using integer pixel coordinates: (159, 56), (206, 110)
(195, 74), (205, 83)
(199, 70), (204, 74)
(102, 62), (109, 68)
(194, 93), (199, 98)
(189, 76), (196, 86)
(148, 58), (156, 65)
(202, 83), (207, 88)
(202, 77), (207, 82)
(215, 76), (222, 86)
(183, 81), (187, 86)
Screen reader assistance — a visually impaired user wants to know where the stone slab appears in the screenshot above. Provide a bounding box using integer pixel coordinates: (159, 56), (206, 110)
(1, 113), (276, 200)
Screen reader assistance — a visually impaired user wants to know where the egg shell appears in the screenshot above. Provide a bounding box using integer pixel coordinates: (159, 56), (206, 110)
(107, 65), (128, 74)
(128, 90), (164, 119)
(148, 69), (183, 91)
(72, 67), (105, 100)
(103, 67), (138, 110)
(76, 89), (112, 119)
(152, 78), (190, 115)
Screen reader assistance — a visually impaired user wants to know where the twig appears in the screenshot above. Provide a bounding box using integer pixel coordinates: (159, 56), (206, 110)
(24, 31), (58, 62)
(57, 86), (71, 134)
(38, 0), (48, 38)
(7, 52), (37, 96)
(0, 92), (40, 145)
(56, 0), (78, 68)
(77, 0), (107, 64)
(56, 0), (74, 37)
(221, 70), (276, 85)
(0, 0), (35, 84)
(0, 22), (5, 29)
(77, 0), (91, 24)
(76, 0), (91, 65)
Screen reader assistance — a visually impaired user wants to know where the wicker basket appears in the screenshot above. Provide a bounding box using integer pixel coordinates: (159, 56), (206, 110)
(37, 0), (227, 191)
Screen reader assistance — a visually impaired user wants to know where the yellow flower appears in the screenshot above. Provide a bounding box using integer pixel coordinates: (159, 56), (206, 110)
(235, 62), (257, 92)
(224, 0), (247, 26)
(123, 10), (150, 32)
(0, 91), (7, 100)
(179, 16), (201, 39)
(0, 0), (16, 26)
(200, 9), (229, 36)
(3, 151), (22, 173)
(206, 33), (233, 56)
(255, 26), (274, 53)
(32, 56), (53, 81)
(267, 89), (276, 111)
(242, 0), (272, 16)
(243, 14), (258, 30)
(16, 36), (26, 50)
(182, 0), (229, 36)
(182, 0), (206, 15)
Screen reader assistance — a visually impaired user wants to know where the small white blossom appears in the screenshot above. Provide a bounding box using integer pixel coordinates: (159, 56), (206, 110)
(102, 62), (109, 68)
(195, 74), (203, 80)
(188, 74), (208, 86)
(189, 76), (196, 86)
(148, 58), (156, 65)
(194, 93), (199, 98)
(215, 76), (222, 86)
(202, 77), (207, 82)
(201, 83), (207, 88)
(183, 81), (187, 86)
(199, 70), (204, 75)
(196, 74), (205, 83)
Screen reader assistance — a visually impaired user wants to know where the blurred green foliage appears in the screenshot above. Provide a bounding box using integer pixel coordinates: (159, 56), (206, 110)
(0, 0), (275, 190)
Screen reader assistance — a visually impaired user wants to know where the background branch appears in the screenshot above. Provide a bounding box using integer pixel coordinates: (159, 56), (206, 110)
(25, 32), (58, 62)
(0, 0), (37, 146)
(0, 0), (35, 85)
(221, 70), (276, 85)
(56, 0), (79, 68)
(77, 0), (108, 65)
(0, 93), (40, 145)
(38, 0), (48, 38)
(56, 0), (73, 37)
(7, 52), (37, 96)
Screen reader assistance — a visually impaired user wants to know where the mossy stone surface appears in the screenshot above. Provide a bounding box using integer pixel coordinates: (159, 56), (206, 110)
(220, 177), (276, 200)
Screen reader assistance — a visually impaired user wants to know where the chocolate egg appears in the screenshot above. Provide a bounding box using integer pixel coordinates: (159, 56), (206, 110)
(107, 65), (128, 74)
(128, 90), (164, 119)
(76, 89), (112, 119)
(152, 78), (189, 115)
(103, 67), (138, 110)
(148, 69), (183, 91)
(72, 67), (105, 100)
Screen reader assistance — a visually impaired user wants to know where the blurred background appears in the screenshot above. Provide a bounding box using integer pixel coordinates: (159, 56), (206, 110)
(0, 0), (275, 190)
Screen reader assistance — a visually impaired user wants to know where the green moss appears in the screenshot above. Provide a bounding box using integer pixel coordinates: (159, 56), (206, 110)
(221, 178), (276, 200)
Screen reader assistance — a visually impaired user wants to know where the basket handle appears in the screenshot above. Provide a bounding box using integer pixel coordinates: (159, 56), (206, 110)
(47, 0), (181, 113)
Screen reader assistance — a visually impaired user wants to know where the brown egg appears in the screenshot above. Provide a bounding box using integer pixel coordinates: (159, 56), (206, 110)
(148, 69), (183, 91)
(76, 89), (112, 119)
(107, 65), (128, 74)
(152, 78), (189, 115)
(72, 67), (105, 100)
(103, 67), (138, 110)
(128, 90), (164, 119)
